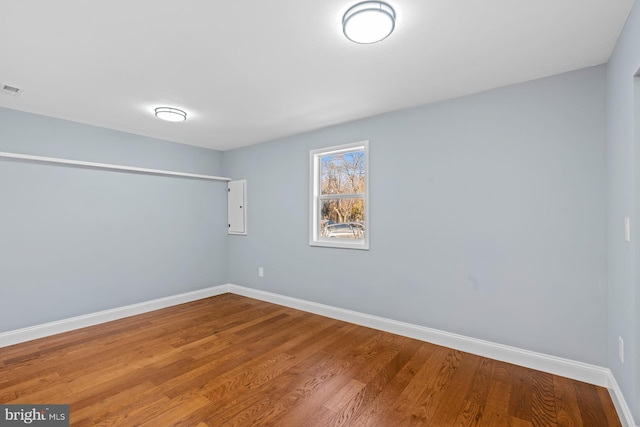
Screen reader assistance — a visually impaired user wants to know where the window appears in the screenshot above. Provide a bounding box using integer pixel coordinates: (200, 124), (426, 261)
(310, 141), (369, 250)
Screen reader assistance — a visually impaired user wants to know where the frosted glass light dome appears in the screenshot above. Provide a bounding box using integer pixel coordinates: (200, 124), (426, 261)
(343, 2), (396, 44)
(154, 107), (187, 122)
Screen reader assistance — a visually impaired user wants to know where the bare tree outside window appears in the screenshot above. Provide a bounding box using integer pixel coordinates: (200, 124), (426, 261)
(310, 141), (369, 249)
(321, 150), (365, 223)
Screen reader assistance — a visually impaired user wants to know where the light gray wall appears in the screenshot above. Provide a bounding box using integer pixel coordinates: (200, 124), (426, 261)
(607, 0), (640, 420)
(224, 65), (608, 366)
(0, 107), (229, 332)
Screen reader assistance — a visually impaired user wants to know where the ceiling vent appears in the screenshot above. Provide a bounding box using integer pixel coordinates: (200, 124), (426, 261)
(1, 84), (23, 96)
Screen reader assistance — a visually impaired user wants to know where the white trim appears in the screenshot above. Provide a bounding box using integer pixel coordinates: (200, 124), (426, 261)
(607, 372), (639, 427)
(0, 151), (231, 182)
(0, 283), (635, 426)
(227, 285), (610, 386)
(229, 284), (636, 426)
(0, 285), (230, 348)
(309, 140), (369, 250)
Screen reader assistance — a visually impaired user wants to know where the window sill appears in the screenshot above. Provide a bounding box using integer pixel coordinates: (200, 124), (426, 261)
(310, 239), (369, 250)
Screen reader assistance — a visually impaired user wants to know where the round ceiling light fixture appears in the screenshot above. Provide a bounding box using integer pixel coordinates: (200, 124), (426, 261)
(343, 1), (396, 44)
(154, 107), (187, 122)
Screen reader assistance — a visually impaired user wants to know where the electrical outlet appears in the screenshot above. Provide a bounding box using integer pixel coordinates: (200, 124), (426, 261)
(619, 337), (624, 363)
(258, 267), (264, 278)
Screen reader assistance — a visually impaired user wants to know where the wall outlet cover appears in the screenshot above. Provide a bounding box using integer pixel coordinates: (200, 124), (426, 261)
(619, 336), (624, 363)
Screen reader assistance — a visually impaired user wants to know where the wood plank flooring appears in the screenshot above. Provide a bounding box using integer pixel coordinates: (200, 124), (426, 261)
(0, 294), (621, 426)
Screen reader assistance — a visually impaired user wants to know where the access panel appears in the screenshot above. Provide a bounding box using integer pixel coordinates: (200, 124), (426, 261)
(228, 180), (246, 235)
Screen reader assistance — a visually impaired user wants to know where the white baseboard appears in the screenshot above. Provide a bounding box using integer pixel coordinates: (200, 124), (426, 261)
(228, 284), (636, 427)
(607, 373), (639, 427)
(0, 285), (230, 348)
(227, 285), (610, 385)
(0, 283), (635, 426)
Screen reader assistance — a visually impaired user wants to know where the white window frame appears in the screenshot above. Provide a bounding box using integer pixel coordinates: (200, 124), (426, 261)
(309, 140), (369, 250)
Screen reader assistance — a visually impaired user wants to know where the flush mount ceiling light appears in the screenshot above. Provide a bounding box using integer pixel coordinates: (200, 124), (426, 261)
(154, 107), (187, 122)
(343, 1), (396, 44)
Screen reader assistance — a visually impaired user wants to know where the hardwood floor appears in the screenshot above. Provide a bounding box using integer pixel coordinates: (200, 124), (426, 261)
(0, 294), (621, 426)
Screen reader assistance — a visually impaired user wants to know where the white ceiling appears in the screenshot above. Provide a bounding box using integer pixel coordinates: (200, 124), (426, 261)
(0, 0), (633, 151)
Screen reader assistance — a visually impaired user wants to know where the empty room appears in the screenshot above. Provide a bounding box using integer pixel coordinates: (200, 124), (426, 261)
(1, 1), (639, 426)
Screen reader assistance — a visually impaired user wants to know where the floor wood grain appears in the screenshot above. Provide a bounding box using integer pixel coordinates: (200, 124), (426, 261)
(0, 294), (621, 426)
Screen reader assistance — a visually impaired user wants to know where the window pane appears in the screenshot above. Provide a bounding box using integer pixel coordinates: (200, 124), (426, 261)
(310, 140), (369, 250)
(319, 198), (365, 239)
(321, 150), (365, 196)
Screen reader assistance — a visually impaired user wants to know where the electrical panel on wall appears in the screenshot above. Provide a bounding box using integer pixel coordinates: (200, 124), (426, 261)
(228, 180), (246, 235)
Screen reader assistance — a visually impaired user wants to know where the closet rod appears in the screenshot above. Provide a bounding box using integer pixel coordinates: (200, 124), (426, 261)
(0, 151), (231, 182)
